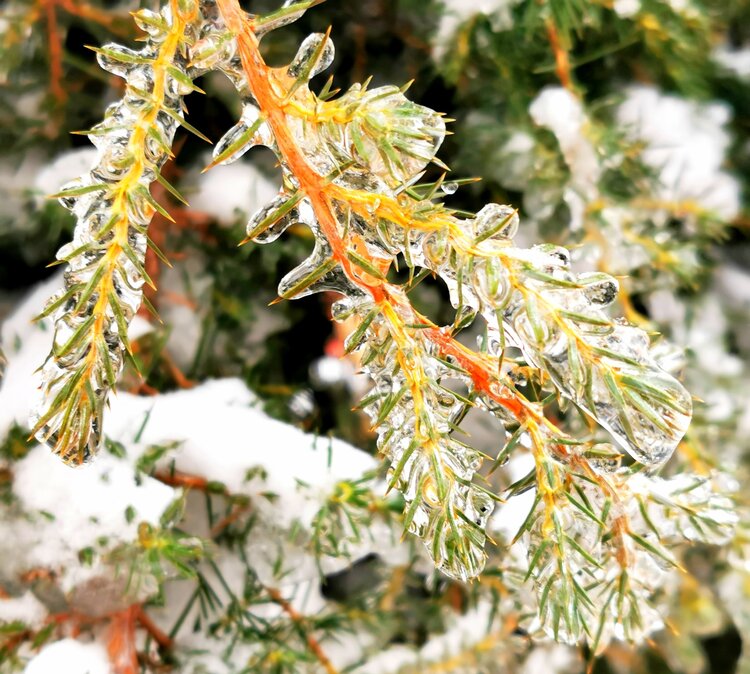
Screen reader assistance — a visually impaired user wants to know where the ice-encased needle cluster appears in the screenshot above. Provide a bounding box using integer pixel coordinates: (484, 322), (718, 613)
(210, 29), (691, 473)
(385, 203), (692, 469)
(519, 468), (738, 647)
(196, 19), (693, 580)
(204, 29), (497, 578)
(34, 0), (696, 589)
(32, 1), (209, 464)
(335, 293), (496, 581)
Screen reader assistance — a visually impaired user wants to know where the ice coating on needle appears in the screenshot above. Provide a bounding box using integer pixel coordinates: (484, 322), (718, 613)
(404, 204), (693, 468)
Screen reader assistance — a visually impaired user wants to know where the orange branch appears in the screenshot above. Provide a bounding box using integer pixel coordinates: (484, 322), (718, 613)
(43, 0), (66, 104)
(57, 0), (128, 30)
(210, 501), (252, 537)
(153, 469), (211, 491)
(424, 326), (524, 417)
(545, 19), (573, 90)
(135, 606), (174, 651)
(217, 2), (376, 293)
(106, 606), (139, 674)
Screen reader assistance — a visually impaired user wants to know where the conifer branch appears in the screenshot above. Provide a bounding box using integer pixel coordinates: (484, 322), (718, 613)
(25, 0), (736, 657)
(32, 0), (207, 464)
(210, 0), (694, 588)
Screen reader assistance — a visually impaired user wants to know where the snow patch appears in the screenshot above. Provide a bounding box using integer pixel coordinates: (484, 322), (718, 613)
(188, 156), (279, 226)
(530, 87), (601, 230)
(0, 591), (47, 626)
(34, 149), (99, 201)
(24, 639), (111, 674)
(617, 85), (740, 220)
(613, 0), (640, 17)
(434, 0), (520, 59)
(0, 274), (155, 442)
(714, 45), (750, 80)
(8, 446), (175, 593)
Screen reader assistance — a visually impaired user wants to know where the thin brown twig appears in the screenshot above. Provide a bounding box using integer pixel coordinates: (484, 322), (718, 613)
(57, 0), (129, 32)
(135, 606), (174, 651)
(42, 0), (66, 104)
(265, 586), (339, 674)
(210, 501), (252, 537)
(153, 469), (211, 491)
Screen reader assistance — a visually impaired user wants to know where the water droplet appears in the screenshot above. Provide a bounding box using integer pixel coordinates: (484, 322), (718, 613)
(191, 31), (236, 72)
(472, 203), (519, 240)
(422, 231), (450, 268)
(132, 9), (166, 38)
(441, 181), (459, 195)
(56, 180), (86, 210)
(533, 243), (571, 269)
(287, 33), (335, 81)
(247, 193), (309, 244)
(473, 258), (511, 306)
(579, 272), (619, 306)
(96, 44), (146, 79)
(213, 114), (263, 166)
(331, 298), (355, 322)
(586, 442), (622, 474)
(470, 491), (494, 526)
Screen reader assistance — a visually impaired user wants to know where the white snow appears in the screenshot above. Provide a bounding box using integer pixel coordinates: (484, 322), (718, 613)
(348, 601), (581, 674)
(677, 296), (743, 378)
(613, 0), (640, 17)
(530, 87), (601, 230)
(104, 377), (392, 582)
(156, 254), (212, 369)
(351, 602), (496, 673)
(665, 0), (695, 15)
(529, 87), (600, 189)
(0, 275), (61, 439)
(0, 279), (390, 604)
(617, 85), (741, 220)
(24, 639), (111, 674)
(521, 644), (580, 674)
(310, 354), (369, 397)
(0, 274), (153, 441)
(8, 445), (176, 593)
(716, 263), (750, 313)
(489, 453), (537, 542)
(105, 379), (376, 527)
(0, 591), (47, 626)
(33, 149), (98, 201)
(714, 45), (750, 80)
(497, 130), (536, 193)
(0, 149), (47, 225)
(128, 315), (154, 342)
(188, 155), (279, 227)
(433, 0), (520, 59)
